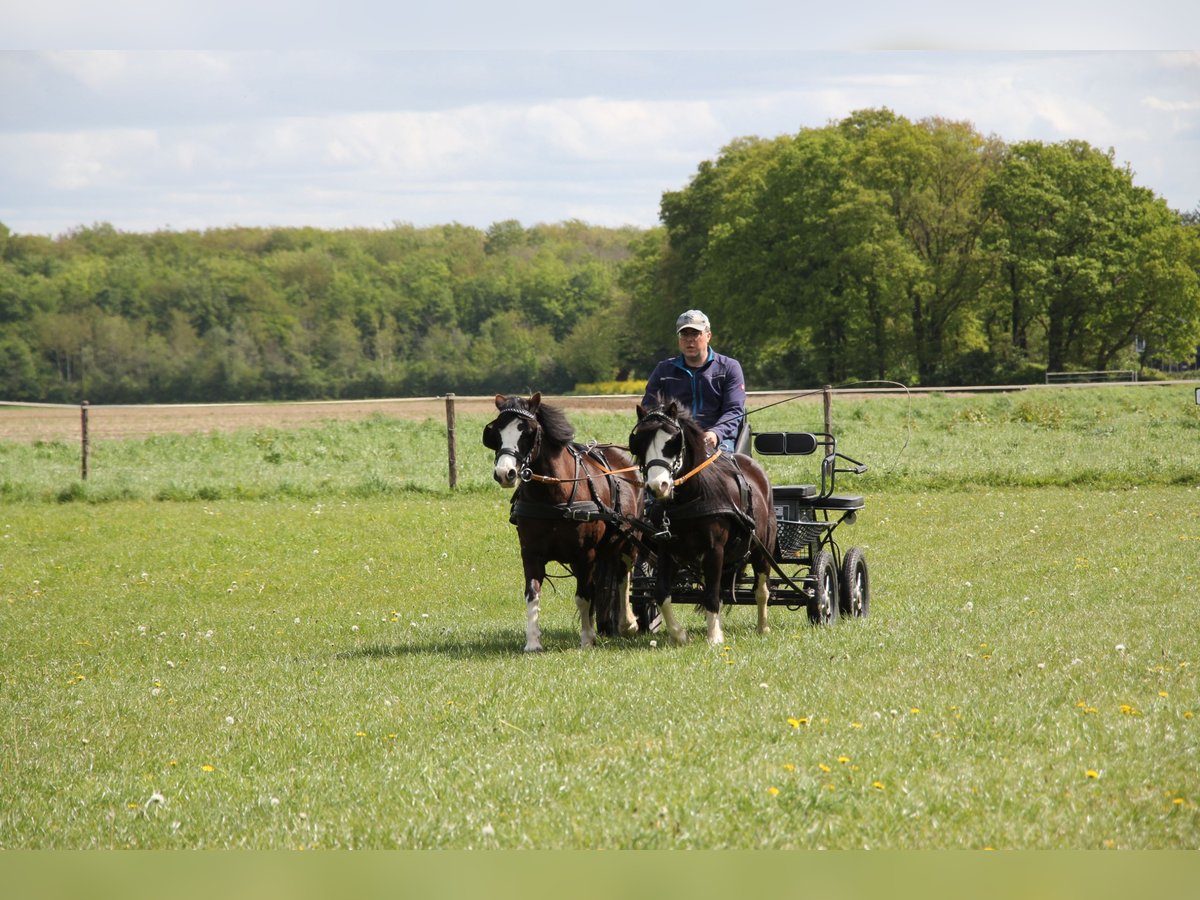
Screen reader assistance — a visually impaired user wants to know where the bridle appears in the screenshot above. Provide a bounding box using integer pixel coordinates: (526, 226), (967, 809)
(491, 407), (541, 474)
(491, 408), (636, 485)
(632, 410), (724, 487)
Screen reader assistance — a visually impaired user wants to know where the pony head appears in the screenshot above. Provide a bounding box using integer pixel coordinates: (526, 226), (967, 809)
(629, 397), (704, 500)
(483, 392), (575, 487)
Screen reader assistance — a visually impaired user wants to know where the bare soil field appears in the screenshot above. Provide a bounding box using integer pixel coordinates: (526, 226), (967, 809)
(0, 395), (649, 443)
(6, 383), (1133, 444)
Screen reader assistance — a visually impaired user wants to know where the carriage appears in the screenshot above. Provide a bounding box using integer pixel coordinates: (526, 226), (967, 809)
(626, 414), (870, 633)
(483, 390), (871, 650)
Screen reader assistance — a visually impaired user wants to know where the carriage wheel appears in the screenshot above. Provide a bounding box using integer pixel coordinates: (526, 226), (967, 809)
(839, 547), (870, 619)
(807, 550), (839, 626)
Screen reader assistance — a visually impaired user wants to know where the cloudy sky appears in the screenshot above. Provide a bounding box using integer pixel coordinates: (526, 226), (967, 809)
(2, 3), (1198, 237)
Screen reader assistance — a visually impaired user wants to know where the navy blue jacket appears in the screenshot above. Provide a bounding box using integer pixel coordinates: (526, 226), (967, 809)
(642, 349), (746, 444)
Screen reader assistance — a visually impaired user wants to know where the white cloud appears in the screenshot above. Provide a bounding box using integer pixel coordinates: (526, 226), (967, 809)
(3, 49), (1199, 234)
(1143, 97), (1200, 112)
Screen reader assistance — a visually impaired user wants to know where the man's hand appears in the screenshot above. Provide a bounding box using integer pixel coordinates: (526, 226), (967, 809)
(703, 431), (719, 451)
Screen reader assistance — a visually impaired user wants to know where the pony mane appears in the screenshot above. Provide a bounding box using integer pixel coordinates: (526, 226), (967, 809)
(498, 395), (575, 448)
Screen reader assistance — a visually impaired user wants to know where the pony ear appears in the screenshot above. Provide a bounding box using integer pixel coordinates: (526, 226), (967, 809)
(636, 403), (648, 420)
(527, 392), (542, 413)
(664, 399), (680, 418)
(482, 422), (500, 450)
(493, 394), (507, 410)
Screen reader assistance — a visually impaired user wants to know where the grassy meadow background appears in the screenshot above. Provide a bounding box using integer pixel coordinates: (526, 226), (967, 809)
(1, 385), (1199, 848)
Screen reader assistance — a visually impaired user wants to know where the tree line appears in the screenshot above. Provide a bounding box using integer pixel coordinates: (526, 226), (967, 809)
(2, 108), (1198, 404)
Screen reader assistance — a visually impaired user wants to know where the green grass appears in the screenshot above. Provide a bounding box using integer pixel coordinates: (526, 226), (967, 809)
(2, 385), (1198, 502)
(2, 385), (1199, 847)
(2, 486), (1198, 848)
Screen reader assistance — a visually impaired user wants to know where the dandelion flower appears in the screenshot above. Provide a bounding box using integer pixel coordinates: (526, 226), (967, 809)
(787, 717), (809, 728)
(872, 781), (885, 791)
(1159, 691), (1169, 698)
(201, 764), (215, 772)
(767, 786), (780, 797)
(1086, 769), (1100, 779)
(838, 756), (851, 764)
(818, 763), (832, 773)
(1173, 798), (1185, 806)
(783, 763), (796, 772)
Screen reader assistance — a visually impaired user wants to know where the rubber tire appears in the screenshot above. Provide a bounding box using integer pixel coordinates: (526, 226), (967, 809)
(839, 547), (869, 618)
(807, 549), (840, 626)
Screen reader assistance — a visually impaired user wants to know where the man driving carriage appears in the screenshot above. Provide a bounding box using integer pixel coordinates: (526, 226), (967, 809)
(641, 309), (747, 455)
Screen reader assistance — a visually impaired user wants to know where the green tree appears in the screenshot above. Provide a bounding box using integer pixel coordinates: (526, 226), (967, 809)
(982, 140), (1196, 374)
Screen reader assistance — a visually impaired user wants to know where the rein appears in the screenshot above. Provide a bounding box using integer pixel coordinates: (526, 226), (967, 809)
(672, 448), (723, 486)
(522, 443), (639, 485)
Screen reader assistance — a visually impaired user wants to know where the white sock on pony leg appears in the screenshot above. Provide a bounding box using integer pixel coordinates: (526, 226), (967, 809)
(576, 594), (596, 649)
(524, 582), (543, 652)
(755, 573), (770, 635)
(705, 609), (724, 645)
(660, 598), (688, 645)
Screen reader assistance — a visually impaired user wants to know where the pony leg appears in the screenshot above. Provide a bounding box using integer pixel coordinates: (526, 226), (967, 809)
(705, 609), (724, 645)
(659, 597), (688, 645)
(617, 556), (638, 637)
(576, 594), (596, 649)
(754, 569), (770, 635)
(702, 547), (725, 646)
(524, 576), (544, 653)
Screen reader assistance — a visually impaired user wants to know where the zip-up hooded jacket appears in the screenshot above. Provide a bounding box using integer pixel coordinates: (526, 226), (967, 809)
(641, 349), (746, 444)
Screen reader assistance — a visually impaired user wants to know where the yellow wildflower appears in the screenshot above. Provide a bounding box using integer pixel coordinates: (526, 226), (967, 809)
(767, 786), (780, 797)
(1086, 769), (1100, 779)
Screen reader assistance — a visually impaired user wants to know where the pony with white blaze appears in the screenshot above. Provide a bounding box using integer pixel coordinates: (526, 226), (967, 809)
(628, 397), (777, 646)
(483, 393), (643, 651)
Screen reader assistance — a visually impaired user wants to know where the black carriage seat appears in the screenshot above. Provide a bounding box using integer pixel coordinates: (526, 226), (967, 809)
(753, 432), (865, 512)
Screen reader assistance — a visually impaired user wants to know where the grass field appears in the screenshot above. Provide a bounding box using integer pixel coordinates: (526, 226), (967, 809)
(2, 385), (1199, 848)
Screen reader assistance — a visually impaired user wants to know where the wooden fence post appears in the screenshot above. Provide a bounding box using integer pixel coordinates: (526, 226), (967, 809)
(445, 393), (458, 489)
(823, 385), (832, 435)
(80, 400), (90, 480)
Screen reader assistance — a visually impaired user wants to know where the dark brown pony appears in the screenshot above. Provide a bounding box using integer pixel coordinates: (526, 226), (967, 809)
(628, 398), (777, 645)
(483, 393), (642, 651)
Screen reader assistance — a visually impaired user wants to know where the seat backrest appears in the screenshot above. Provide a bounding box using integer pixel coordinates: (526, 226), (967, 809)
(753, 431), (819, 456)
(734, 417), (752, 456)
